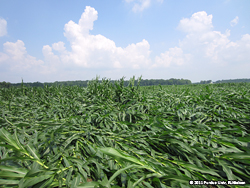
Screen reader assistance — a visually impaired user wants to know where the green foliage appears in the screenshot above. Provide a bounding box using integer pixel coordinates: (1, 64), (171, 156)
(0, 77), (250, 187)
(7, 77), (193, 88)
(199, 80), (212, 84)
(214, 78), (250, 84)
(0, 81), (12, 88)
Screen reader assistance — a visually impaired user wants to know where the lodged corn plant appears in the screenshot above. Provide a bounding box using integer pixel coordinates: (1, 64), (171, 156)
(0, 76), (250, 188)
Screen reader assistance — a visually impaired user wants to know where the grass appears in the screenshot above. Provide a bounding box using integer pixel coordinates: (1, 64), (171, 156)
(0, 76), (249, 188)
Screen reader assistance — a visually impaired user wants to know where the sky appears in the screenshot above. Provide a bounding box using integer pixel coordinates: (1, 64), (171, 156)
(0, 0), (249, 83)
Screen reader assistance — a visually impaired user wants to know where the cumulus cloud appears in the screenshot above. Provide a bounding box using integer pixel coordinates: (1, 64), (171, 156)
(64, 6), (98, 40)
(0, 18), (7, 37)
(219, 34), (250, 63)
(132, 0), (150, 12)
(178, 11), (213, 33)
(42, 45), (61, 66)
(54, 8), (248, 78)
(178, 11), (250, 66)
(125, 0), (163, 12)
(0, 6), (189, 82)
(230, 16), (239, 27)
(44, 6), (151, 70)
(52, 41), (66, 52)
(0, 52), (9, 62)
(1, 7), (249, 83)
(0, 40), (44, 71)
(153, 47), (191, 68)
(3, 40), (28, 60)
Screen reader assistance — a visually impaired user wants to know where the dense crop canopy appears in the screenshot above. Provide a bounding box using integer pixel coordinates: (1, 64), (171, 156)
(0, 77), (250, 187)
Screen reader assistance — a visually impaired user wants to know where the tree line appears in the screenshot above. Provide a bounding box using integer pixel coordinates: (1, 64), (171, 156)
(0, 78), (191, 88)
(1, 78), (250, 88)
(213, 78), (250, 84)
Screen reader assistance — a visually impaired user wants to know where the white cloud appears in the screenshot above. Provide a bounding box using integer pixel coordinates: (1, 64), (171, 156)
(220, 34), (250, 62)
(64, 6), (98, 41)
(0, 40), (44, 71)
(46, 8), (249, 75)
(178, 11), (250, 67)
(132, 0), (150, 12)
(45, 6), (152, 70)
(1, 7), (249, 83)
(52, 41), (66, 52)
(42, 45), (60, 65)
(4, 40), (26, 60)
(153, 47), (191, 68)
(125, 0), (163, 12)
(178, 11), (213, 33)
(125, 0), (135, 3)
(0, 52), (9, 62)
(0, 18), (7, 37)
(230, 16), (239, 27)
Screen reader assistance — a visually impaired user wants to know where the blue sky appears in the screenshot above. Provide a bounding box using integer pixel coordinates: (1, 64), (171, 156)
(0, 0), (249, 83)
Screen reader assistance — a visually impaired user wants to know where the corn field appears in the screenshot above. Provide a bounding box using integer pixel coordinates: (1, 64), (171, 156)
(0, 76), (250, 188)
